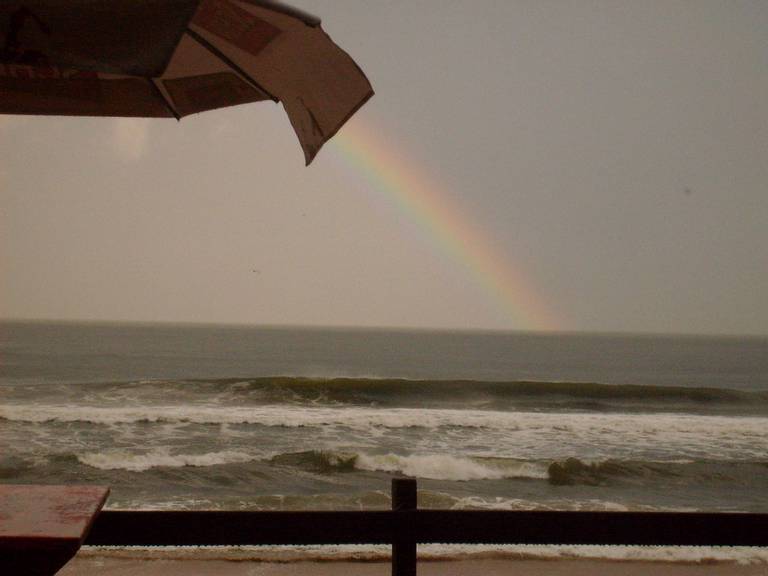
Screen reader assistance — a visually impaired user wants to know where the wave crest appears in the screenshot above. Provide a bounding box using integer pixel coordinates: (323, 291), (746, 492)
(543, 457), (768, 487)
(266, 450), (548, 481)
(11, 376), (767, 416)
(269, 450), (358, 473)
(355, 453), (548, 481)
(78, 449), (258, 472)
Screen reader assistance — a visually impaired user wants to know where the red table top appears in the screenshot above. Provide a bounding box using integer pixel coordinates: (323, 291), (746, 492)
(0, 484), (109, 545)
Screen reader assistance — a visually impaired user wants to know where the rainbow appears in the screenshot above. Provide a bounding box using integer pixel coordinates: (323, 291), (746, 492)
(331, 119), (565, 332)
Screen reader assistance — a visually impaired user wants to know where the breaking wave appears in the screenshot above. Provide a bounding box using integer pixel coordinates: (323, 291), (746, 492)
(72, 446), (549, 481)
(0, 404), (465, 427)
(11, 444), (768, 503)
(269, 450), (548, 481)
(354, 453), (548, 481)
(267, 451), (768, 486)
(6, 377), (767, 415)
(4, 402), (768, 434)
(204, 377), (768, 414)
(545, 457), (768, 487)
(77, 449), (259, 472)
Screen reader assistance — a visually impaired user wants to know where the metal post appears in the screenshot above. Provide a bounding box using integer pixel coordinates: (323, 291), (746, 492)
(391, 478), (417, 576)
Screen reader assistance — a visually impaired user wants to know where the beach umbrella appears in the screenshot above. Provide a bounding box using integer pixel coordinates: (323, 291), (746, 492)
(0, 0), (373, 164)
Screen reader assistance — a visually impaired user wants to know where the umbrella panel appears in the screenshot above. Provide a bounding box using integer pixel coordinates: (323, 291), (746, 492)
(0, 0), (198, 76)
(0, 0), (374, 163)
(0, 67), (172, 117)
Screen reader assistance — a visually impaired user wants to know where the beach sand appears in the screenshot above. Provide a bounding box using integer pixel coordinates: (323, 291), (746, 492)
(60, 556), (768, 576)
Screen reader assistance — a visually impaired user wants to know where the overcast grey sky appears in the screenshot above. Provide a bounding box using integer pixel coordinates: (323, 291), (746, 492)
(1, 0), (766, 335)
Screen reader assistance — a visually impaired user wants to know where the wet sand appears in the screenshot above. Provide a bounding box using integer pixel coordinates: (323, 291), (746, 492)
(60, 557), (768, 576)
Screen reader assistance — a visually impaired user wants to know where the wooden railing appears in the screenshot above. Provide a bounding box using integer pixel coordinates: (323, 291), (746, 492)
(84, 479), (768, 576)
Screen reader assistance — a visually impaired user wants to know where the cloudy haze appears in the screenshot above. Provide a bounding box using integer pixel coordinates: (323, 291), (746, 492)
(1, 0), (766, 335)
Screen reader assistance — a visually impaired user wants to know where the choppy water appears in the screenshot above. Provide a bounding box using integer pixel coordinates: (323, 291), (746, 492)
(1, 321), (767, 514)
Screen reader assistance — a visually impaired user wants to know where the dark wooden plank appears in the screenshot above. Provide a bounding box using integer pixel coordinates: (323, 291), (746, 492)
(86, 511), (397, 545)
(86, 509), (768, 547)
(415, 511), (768, 546)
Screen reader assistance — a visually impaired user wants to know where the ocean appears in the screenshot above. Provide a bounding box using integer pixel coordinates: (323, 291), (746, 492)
(2, 320), (767, 519)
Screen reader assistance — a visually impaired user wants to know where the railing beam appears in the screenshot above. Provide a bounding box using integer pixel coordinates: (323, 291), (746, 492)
(84, 477), (768, 572)
(86, 510), (395, 546)
(414, 510), (768, 546)
(86, 508), (768, 548)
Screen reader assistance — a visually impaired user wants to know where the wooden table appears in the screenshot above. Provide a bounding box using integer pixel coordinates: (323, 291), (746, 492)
(0, 485), (109, 576)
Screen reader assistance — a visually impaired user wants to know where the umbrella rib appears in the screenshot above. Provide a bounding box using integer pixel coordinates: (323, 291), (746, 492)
(148, 79), (181, 121)
(185, 28), (279, 103)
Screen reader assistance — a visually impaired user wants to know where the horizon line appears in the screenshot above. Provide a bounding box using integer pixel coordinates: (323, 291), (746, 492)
(1, 316), (765, 340)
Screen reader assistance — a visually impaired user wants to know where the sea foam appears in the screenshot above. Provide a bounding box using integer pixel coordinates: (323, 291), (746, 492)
(78, 449), (258, 472)
(4, 403), (768, 462)
(354, 453), (548, 481)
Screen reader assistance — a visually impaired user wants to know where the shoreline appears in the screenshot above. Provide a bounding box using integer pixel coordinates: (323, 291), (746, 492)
(59, 556), (768, 576)
(67, 544), (768, 565)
